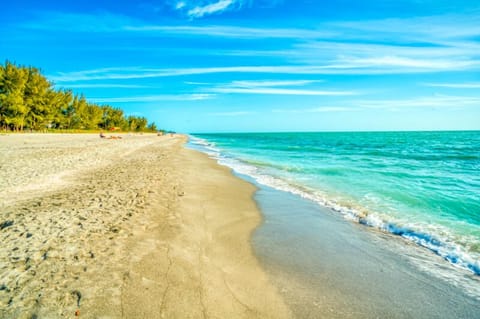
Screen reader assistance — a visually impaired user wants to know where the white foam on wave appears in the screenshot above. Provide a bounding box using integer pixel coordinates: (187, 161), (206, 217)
(187, 135), (220, 157)
(188, 136), (480, 283)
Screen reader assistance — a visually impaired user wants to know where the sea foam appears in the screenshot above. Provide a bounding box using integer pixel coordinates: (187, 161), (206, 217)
(188, 135), (480, 281)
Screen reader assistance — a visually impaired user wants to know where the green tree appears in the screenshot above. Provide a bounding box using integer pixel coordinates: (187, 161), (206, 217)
(102, 105), (125, 129)
(136, 116), (148, 132)
(127, 115), (137, 132)
(71, 94), (88, 129)
(147, 122), (157, 132)
(84, 103), (103, 130)
(0, 61), (161, 132)
(24, 66), (52, 130)
(51, 90), (75, 129)
(0, 61), (29, 131)
(127, 115), (148, 132)
(54, 90), (74, 129)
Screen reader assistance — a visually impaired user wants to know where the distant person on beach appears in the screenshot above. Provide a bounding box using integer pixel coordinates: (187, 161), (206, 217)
(100, 131), (123, 139)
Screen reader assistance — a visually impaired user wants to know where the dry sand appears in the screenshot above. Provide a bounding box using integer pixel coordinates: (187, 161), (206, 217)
(0, 133), (290, 318)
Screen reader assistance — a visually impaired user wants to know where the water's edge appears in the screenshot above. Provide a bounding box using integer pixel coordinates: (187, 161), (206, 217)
(250, 180), (480, 318)
(186, 134), (480, 306)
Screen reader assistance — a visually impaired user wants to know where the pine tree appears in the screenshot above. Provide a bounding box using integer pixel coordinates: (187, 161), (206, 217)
(24, 66), (52, 130)
(0, 61), (29, 131)
(0, 61), (160, 132)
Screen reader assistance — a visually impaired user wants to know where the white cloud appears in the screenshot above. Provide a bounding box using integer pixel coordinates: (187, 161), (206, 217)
(21, 11), (480, 76)
(123, 25), (335, 39)
(229, 79), (322, 87)
(210, 111), (255, 116)
(422, 82), (480, 89)
(205, 78), (355, 96)
(209, 87), (355, 96)
(53, 62), (473, 84)
(295, 40), (480, 63)
(187, 0), (235, 18)
(175, 1), (186, 9)
(184, 81), (212, 85)
(335, 56), (479, 70)
(90, 94), (214, 103)
(307, 106), (355, 112)
(357, 95), (480, 109)
(56, 83), (148, 89)
(169, 0), (248, 19)
(271, 95), (480, 114)
(324, 14), (480, 55)
(273, 106), (355, 113)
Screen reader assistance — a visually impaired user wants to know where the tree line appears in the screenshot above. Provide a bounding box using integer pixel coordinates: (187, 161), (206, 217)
(0, 61), (158, 132)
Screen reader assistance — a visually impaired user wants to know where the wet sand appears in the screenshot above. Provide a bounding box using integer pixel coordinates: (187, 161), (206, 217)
(252, 184), (480, 319)
(0, 133), (290, 318)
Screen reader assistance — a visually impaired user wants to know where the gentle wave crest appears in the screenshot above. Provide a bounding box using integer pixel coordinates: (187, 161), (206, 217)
(188, 133), (480, 278)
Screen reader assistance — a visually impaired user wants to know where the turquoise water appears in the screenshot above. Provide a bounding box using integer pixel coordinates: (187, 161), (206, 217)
(189, 131), (480, 275)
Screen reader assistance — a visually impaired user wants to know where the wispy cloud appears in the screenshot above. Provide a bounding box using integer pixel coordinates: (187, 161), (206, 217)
(90, 94), (214, 103)
(207, 79), (356, 96)
(293, 40), (480, 67)
(52, 61), (477, 84)
(19, 11), (480, 75)
(210, 87), (355, 96)
(273, 106), (355, 113)
(175, 1), (186, 10)
(19, 10), (480, 44)
(187, 0), (235, 18)
(228, 79), (322, 87)
(55, 83), (148, 89)
(330, 14), (480, 42)
(21, 12), (334, 39)
(422, 82), (480, 89)
(296, 39), (480, 59)
(170, 0), (247, 18)
(272, 95), (480, 114)
(27, 10), (479, 82)
(357, 95), (480, 109)
(123, 25), (335, 39)
(210, 111), (255, 116)
(47, 66), (320, 82)
(48, 67), (151, 82)
(334, 56), (479, 71)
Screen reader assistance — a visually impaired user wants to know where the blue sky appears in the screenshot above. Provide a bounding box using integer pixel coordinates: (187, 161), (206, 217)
(1, 0), (480, 132)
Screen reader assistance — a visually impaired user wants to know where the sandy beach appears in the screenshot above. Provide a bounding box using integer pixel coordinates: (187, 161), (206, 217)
(0, 133), (290, 318)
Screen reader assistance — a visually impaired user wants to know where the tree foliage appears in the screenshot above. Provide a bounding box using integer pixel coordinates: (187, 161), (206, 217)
(0, 61), (159, 132)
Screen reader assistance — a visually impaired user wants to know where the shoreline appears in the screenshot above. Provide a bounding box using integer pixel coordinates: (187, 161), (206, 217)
(251, 182), (480, 318)
(4, 132), (478, 318)
(186, 136), (480, 318)
(188, 133), (480, 286)
(0, 134), (290, 318)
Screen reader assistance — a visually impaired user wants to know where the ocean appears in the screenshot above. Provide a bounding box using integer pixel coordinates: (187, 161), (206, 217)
(188, 131), (480, 280)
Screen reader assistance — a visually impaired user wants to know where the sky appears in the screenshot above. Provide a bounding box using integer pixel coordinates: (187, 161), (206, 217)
(1, 0), (480, 133)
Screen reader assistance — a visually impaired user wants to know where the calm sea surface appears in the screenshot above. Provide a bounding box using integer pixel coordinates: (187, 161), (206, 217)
(189, 131), (480, 276)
